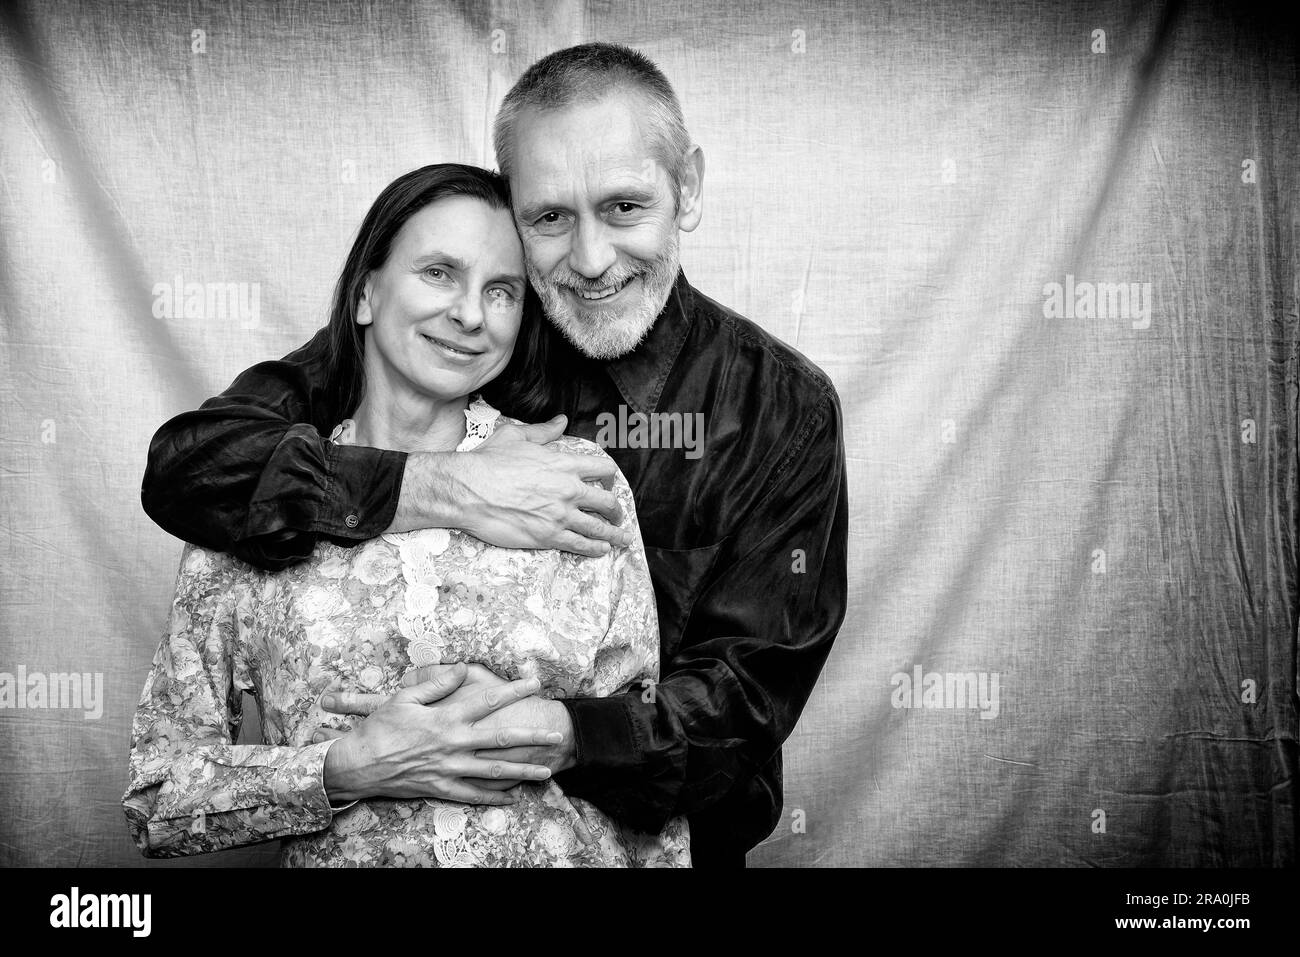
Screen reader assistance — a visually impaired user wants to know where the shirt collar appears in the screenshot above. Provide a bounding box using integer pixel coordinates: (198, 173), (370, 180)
(602, 269), (694, 415)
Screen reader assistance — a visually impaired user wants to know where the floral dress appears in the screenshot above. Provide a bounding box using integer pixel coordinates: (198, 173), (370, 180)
(124, 398), (691, 867)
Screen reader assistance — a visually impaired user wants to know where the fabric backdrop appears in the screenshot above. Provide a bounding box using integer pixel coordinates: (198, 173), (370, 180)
(0, 0), (1295, 868)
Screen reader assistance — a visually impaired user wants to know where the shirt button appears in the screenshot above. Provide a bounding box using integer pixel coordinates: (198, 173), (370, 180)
(344, 514), (359, 528)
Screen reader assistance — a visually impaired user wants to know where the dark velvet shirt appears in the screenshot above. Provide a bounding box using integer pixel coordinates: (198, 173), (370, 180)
(142, 271), (849, 866)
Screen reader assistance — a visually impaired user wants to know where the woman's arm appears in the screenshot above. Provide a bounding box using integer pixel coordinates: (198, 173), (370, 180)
(123, 545), (341, 857)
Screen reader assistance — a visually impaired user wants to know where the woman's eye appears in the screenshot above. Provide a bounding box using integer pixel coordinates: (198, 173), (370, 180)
(424, 267), (446, 280)
(487, 287), (516, 303)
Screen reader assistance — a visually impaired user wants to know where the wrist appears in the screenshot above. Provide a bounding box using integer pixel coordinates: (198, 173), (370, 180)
(322, 736), (366, 803)
(547, 700), (577, 773)
(389, 451), (463, 533)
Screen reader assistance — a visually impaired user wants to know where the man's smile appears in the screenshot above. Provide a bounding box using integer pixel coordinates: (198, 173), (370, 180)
(567, 275), (635, 303)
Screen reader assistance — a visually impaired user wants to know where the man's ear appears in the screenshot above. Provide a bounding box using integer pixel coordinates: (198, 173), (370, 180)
(676, 145), (704, 233)
(356, 275), (375, 326)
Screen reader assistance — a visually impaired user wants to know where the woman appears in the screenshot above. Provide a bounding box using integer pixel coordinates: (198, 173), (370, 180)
(123, 164), (690, 867)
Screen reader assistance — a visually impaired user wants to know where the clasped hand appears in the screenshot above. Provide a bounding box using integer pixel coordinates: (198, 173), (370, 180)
(315, 662), (575, 807)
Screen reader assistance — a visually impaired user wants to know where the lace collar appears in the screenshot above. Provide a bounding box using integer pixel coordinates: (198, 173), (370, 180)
(329, 395), (500, 451)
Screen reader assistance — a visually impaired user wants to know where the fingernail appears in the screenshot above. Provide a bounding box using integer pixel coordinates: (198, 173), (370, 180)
(547, 732), (563, 744)
(535, 768), (552, 779)
(321, 694), (336, 709)
(312, 732), (325, 743)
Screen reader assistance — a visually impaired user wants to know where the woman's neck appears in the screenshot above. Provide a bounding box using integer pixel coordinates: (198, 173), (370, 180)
(349, 385), (470, 454)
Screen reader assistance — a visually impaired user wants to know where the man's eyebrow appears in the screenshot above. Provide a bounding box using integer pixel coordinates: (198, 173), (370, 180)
(604, 184), (658, 204)
(514, 201), (553, 223)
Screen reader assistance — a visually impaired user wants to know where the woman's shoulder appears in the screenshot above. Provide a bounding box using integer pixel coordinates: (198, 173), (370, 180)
(542, 432), (611, 459)
(477, 399), (616, 461)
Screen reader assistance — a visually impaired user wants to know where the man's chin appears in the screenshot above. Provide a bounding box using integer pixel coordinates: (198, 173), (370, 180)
(552, 309), (654, 360)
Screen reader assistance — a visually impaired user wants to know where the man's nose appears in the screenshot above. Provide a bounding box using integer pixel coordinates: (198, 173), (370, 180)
(568, 218), (617, 279)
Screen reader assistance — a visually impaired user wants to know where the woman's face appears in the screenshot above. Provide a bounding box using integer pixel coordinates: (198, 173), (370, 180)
(358, 195), (527, 405)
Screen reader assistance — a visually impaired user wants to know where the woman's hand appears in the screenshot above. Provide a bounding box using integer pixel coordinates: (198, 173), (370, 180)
(317, 663), (562, 806)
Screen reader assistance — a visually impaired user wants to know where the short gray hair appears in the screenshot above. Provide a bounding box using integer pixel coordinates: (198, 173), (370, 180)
(493, 43), (692, 193)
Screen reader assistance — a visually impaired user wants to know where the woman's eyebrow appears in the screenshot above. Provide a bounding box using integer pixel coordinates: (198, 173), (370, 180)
(412, 251), (468, 270)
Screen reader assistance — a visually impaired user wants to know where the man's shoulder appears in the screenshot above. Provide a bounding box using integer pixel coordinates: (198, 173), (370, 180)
(686, 283), (839, 409)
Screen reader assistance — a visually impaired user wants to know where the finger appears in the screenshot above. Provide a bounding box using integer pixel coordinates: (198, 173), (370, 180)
(475, 746), (545, 765)
(570, 509), (632, 549)
(575, 484), (624, 527)
(463, 776), (523, 791)
(399, 663), (468, 705)
(320, 691), (387, 716)
(550, 531), (612, 559)
(464, 676), (542, 721)
(517, 415), (567, 444)
(467, 726), (565, 750)
(310, 728), (347, 743)
(400, 663), (461, 688)
(557, 450), (619, 486)
(461, 756), (553, 782)
(462, 662), (508, 685)
(442, 782), (522, 806)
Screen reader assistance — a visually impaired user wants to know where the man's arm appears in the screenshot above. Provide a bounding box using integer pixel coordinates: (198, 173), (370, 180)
(553, 386), (849, 839)
(141, 330), (400, 569)
(142, 330), (628, 570)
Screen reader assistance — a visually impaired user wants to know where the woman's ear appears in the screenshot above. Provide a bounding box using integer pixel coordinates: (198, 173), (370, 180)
(355, 275), (374, 326)
(676, 145), (705, 233)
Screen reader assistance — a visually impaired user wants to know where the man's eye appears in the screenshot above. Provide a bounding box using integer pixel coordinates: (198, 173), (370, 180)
(612, 203), (639, 214)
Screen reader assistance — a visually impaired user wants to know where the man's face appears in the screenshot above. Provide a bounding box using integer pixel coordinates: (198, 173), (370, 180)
(509, 92), (687, 360)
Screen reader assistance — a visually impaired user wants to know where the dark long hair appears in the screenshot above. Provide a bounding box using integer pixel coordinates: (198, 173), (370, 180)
(323, 163), (562, 422)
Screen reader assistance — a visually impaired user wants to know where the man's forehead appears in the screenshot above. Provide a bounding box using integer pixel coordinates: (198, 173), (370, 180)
(509, 96), (668, 198)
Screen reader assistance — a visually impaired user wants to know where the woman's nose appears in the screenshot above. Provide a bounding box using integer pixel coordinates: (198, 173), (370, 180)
(447, 288), (485, 330)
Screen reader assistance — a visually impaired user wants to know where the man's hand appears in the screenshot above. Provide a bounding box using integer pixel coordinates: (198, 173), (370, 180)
(401, 665), (577, 782)
(387, 414), (632, 557)
(315, 663), (562, 806)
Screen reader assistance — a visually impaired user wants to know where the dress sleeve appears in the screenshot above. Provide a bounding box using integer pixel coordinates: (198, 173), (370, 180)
(123, 544), (341, 857)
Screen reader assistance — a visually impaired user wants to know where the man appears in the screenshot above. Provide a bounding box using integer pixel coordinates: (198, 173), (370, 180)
(143, 43), (848, 867)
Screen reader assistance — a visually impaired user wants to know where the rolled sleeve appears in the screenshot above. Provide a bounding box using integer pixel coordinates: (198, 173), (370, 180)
(243, 425), (405, 543)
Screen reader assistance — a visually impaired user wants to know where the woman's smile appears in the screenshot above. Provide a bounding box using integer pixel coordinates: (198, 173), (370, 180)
(420, 332), (485, 361)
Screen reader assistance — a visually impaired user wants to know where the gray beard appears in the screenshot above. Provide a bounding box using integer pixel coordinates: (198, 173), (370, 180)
(527, 234), (679, 360)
